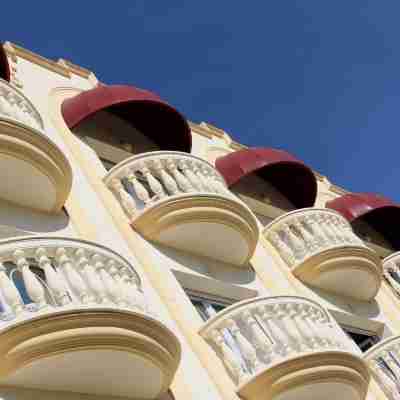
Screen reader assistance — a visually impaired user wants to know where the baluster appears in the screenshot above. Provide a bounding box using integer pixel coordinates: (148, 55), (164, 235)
(127, 169), (151, 204)
(20, 101), (37, 130)
(257, 304), (290, 357)
(91, 254), (115, 304)
(282, 223), (306, 261)
(141, 164), (165, 200)
(120, 267), (146, 311)
(328, 215), (347, 244)
(311, 308), (338, 348)
(269, 230), (296, 267)
(166, 159), (193, 192)
(384, 351), (400, 382)
(210, 329), (248, 384)
(292, 303), (318, 349)
(384, 264), (400, 296)
(370, 361), (400, 399)
(226, 318), (263, 373)
(242, 310), (272, 363)
(0, 89), (14, 118)
(294, 220), (314, 255)
(202, 166), (220, 193)
(303, 305), (329, 348)
(303, 214), (326, 251)
(192, 162), (212, 191)
(108, 263), (129, 307)
(76, 251), (107, 304)
(35, 247), (70, 306)
(179, 160), (203, 191)
(102, 260), (125, 306)
(338, 218), (364, 245)
(0, 262), (24, 315)
(154, 160), (179, 195)
(280, 303), (309, 352)
(14, 249), (47, 309)
(56, 248), (90, 304)
(110, 179), (137, 219)
(316, 214), (337, 246)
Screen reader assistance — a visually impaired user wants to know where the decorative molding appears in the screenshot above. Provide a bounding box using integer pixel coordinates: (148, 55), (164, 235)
(2, 42), (23, 89)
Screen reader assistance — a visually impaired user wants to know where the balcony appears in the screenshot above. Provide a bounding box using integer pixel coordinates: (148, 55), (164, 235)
(200, 296), (369, 400)
(0, 79), (72, 213)
(263, 208), (382, 301)
(0, 236), (180, 399)
(363, 336), (400, 400)
(104, 151), (259, 266)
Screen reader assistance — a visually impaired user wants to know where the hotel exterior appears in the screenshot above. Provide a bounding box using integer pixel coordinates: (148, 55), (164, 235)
(0, 40), (399, 400)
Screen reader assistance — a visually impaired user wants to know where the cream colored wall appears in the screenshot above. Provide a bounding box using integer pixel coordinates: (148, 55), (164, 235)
(4, 47), (399, 400)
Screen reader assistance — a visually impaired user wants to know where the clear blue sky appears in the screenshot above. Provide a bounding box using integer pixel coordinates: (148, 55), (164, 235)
(2, 1), (400, 199)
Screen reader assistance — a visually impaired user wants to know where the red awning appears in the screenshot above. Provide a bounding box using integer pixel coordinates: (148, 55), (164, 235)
(326, 193), (400, 249)
(62, 84), (191, 152)
(0, 44), (10, 82)
(215, 148), (317, 208)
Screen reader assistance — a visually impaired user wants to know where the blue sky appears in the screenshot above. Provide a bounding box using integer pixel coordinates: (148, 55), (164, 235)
(2, 1), (400, 199)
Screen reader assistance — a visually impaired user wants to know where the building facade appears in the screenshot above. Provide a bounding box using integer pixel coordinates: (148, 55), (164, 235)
(0, 41), (398, 400)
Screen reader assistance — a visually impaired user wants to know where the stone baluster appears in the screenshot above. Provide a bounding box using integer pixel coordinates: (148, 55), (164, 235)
(20, 101), (38, 130)
(294, 220), (314, 254)
(108, 263), (129, 307)
(191, 162), (211, 191)
(316, 213), (338, 246)
(269, 231), (296, 267)
(226, 318), (263, 373)
(56, 248), (91, 304)
(282, 223), (306, 261)
(241, 310), (272, 362)
(202, 166), (220, 194)
(312, 308), (338, 348)
(0, 262), (24, 315)
(102, 260), (125, 306)
(328, 215), (347, 244)
(142, 165), (166, 200)
(212, 174), (230, 195)
(14, 249), (47, 310)
(304, 305), (330, 348)
(384, 265), (400, 296)
(110, 179), (137, 219)
(0, 90), (13, 118)
(257, 304), (290, 357)
(210, 329), (248, 384)
(166, 159), (193, 193)
(127, 169), (151, 204)
(35, 247), (70, 306)
(179, 160), (203, 191)
(292, 303), (318, 349)
(74, 249), (104, 304)
(370, 361), (400, 399)
(154, 160), (180, 195)
(338, 219), (364, 245)
(120, 267), (146, 311)
(303, 214), (326, 250)
(384, 351), (400, 382)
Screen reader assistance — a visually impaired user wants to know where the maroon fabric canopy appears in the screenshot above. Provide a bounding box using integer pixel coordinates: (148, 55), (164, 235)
(0, 44), (10, 82)
(215, 148), (317, 208)
(327, 193), (400, 249)
(62, 84), (191, 152)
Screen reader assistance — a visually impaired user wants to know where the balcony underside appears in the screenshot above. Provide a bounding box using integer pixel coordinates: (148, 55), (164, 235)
(0, 119), (72, 213)
(292, 246), (382, 300)
(239, 352), (369, 400)
(0, 308), (180, 399)
(132, 193), (260, 266)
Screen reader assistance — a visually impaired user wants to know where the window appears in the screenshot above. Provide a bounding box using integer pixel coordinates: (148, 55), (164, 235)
(341, 325), (380, 352)
(191, 297), (228, 321)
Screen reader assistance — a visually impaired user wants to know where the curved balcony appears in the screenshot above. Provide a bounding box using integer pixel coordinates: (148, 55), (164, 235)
(263, 208), (382, 301)
(0, 236), (180, 399)
(0, 79), (72, 213)
(104, 151), (259, 266)
(200, 296), (369, 400)
(364, 336), (400, 400)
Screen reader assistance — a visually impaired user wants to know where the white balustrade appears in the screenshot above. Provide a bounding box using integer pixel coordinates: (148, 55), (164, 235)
(264, 208), (365, 270)
(0, 78), (43, 131)
(364, 336), (400, 400)
(104, 151), (232, 220)
(383, 254), (400, 298)
(200, 296), (355, 386)
(0, 236), (147, 326)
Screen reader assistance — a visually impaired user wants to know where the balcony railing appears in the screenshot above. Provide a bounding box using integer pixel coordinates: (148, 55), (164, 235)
(263, 208), (381, 300)
(264, 208), (365, 269)
(104, 150), (232, 220)
(364, 336), (400, 400)
(382, 253), (400, 298)
(200, 296), (369, 400)
(0, 78), (43, 132)
(0, 236), (146, 323)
